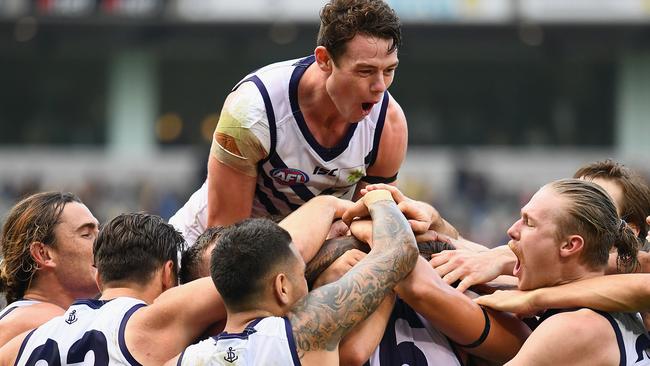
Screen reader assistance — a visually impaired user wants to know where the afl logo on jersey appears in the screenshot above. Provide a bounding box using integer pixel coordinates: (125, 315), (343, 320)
(270, 168), (310, 186)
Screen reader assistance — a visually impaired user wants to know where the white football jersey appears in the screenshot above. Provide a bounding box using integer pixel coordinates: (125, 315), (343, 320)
(367, 298), (462, 366)
(178, 316), (300, 366)
(240, 55), (390, 217)
(14, 297), (146, 365)
(599, 311), (650, 365)
(170, 55), (390, 245)
(539, 309), (650, 366)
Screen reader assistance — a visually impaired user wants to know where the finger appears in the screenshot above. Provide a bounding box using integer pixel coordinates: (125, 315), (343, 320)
(432, 261), (455, 277)
(415, 230), (441, 243)
(351, 249), (367, 261)
(429, 252), (451, 267)
(367, 184), (407, 203)
(341, 199), (369, 226)
(456, 277), (475, 293)
(474, 291), (501, 307)
(442, 269), (463, 286)
(474, 295), (491, 307)
(408, 219), (430, 234)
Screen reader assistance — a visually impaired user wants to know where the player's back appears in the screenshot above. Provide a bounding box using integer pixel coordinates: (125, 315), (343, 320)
(14, 297), (146, 365)
(178, 316), (299, 366)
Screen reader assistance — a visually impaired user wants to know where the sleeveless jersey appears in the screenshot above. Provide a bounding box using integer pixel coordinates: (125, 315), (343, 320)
(177, 316), (300, 366)
(169, 55), (390, 244)
(0, 299), (41, 321)
(15, 297), (146, 366)
(240, 55), (389, 217)
(366, 298), (463, 366)
(541, 309), (650, 365)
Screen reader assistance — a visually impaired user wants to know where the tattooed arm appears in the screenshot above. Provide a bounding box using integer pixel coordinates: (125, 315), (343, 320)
(288, 190), (419, 364)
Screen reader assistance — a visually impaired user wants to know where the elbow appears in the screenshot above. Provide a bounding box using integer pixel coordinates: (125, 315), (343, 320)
(340, 348), (372, 366)
(404, 241), (419, 273)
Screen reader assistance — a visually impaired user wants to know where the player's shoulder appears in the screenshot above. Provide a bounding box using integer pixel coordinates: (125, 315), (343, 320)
(510, 308), (619, 366)
(2, 302), (65, 328)
(537, 308), (619, 355)
(385, 94), (406, 125)
(541, 308), (614, 335)
(383, 96), (407, 141)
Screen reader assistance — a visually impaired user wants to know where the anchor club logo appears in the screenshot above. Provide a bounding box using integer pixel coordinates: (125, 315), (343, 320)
(224, 347), (238, 363)
(65, 310), (78, 324)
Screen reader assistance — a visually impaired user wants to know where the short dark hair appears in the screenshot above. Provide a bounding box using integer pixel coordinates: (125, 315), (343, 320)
(0, 192), (81, 303)
(179, 226), (225, 284)
(551, 179), (640, 272)
(94, 213), (186, 286)
(317, 0), (401, 63)
(210, 218), (294, 311)
(574, 159), (650, 240)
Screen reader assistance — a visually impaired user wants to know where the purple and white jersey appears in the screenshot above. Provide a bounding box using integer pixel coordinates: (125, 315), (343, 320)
(240, 55), (389, 218)
(178, 316), (300, 366)
(14, 297), (146, 365)
(366, 298), (463, 366)
(169, 55), (390, 245)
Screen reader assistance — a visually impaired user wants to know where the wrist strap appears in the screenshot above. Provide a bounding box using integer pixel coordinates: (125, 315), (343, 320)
(363, 189), (393, 206)
(457, 306), (491, 348)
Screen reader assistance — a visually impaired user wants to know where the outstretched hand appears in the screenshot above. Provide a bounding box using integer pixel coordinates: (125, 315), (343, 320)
(357, 184), (437, 234)
(430, 246), (515, 293)
(474, 289), (540, 318)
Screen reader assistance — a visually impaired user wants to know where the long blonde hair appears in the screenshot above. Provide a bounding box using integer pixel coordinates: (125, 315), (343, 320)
(0, 192), (81, 303)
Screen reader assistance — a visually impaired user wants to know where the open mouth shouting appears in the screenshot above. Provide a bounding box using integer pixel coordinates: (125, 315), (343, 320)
(509, 240), (522, 277)
(361, 102), (374, 116)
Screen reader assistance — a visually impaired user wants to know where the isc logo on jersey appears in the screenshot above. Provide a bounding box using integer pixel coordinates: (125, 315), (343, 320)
(270, 168), (310, 186)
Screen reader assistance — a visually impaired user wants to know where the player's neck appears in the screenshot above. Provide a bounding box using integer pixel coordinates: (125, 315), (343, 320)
(555, 265), (604, 288)
(100, 284), (159, 304)
(223, 309), (277, 334)
(23, 278), (76, 309)
(298, 64), (349, 143)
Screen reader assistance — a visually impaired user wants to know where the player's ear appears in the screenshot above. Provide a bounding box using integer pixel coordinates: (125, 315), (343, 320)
(95, 269), (103, 291)
(273, 273), (291, 306)
(161, 260), (177, 291)
(314, 46), (333, 73)
(30, 241), (55, 269)
(559, 235), (584, 258)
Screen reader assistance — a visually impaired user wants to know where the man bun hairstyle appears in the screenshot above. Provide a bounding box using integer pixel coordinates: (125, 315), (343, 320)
(551, 179), (639, 273)
(574, 159), (650, 240)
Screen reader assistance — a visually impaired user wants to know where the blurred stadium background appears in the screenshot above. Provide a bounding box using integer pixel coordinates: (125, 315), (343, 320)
(0, 0), (649, 251)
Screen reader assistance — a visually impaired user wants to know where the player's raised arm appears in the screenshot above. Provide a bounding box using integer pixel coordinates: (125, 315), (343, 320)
(207, 84), (269, 227)
(288, 190), (418, 363)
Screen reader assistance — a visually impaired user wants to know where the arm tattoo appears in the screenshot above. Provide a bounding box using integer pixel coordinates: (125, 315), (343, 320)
(304, 237), (370, 288)
(289, 201), (418, 356)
